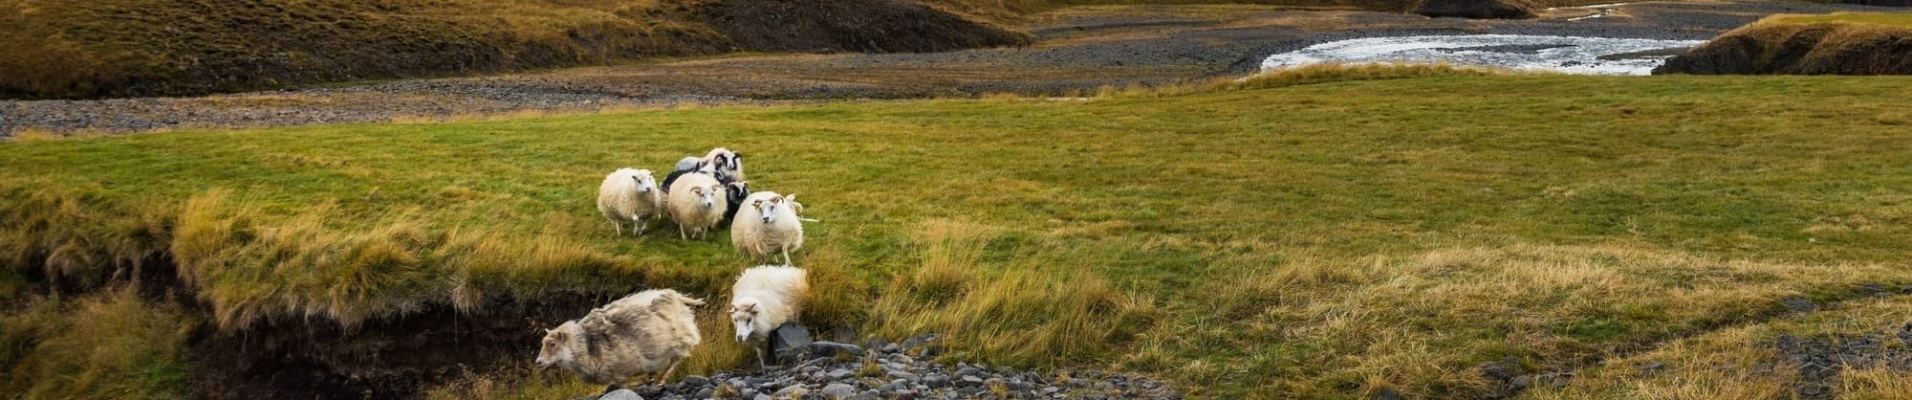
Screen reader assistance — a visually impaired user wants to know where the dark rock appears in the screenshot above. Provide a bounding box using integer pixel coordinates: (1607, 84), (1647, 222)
(1411, 0), (1537, 19)
(694, 388), (715, 399)
(1372, 388), (1405, 400)
(806, 342), (867, 359)
(883, 343), (903, 353)
(684, 375), (711, 387)
(924, 373), (953, 388)
(1782, 297), (1817, 312)
(889, 371), (921, 381)
(774, 323), (816, 361)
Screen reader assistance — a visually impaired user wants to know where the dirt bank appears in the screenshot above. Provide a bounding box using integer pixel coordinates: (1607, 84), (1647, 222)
(1656, 15), (1912, 75)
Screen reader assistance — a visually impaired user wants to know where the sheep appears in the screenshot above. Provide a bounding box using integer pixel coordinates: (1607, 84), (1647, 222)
(729, 265), (809, 366)
(666, 172), (728, 240)
(662, 148), (742, 192)
(720, 180), (751, 225)
(703, 147), (744, 182)
(536, 289), (705, 390)
(596, 168), (663, 237)
(730, 191), (805, 265)
(662, 157), (705, 193)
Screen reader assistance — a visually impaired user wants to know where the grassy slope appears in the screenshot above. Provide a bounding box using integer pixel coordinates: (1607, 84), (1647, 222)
(1769, 12), (1912, 26)
(6, 71), (1912, 398)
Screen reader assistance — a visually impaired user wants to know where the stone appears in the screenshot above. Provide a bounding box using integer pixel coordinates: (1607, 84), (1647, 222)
(598, 389), (643, 400)
(773, 323), (816, 362)
(684, 375), (711, 387)
(889, 371), (921, 381)
(806, 342), (867, 359)
(753, 394), (772, 400)
(827, 368), (856, 380)
(821, 383), (858, 399)
(924, 373), (952, 388)
(772, 385), (808, 398)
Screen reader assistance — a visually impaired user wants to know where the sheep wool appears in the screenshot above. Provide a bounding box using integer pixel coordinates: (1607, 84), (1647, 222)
(729, 265), (809, 365)
(667, 173), (728, 240)
(536, 289), (705, 387)
(597, 168), (663, 237)
(730, 191), (805, 265)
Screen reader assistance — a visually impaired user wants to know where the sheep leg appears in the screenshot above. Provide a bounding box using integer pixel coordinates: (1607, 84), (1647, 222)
(656, 360), (682, 386)
(780, 247), (793, 267)
(678, 223), (688, 240)
(610, 220), (624, 236)
(632, 216), (646, 236)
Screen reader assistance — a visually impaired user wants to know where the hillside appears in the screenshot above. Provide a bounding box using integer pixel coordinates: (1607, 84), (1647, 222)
(5, 69), (1912, 398)
(0, 0), (1030, 99)
(1656, 12), (1912, 75)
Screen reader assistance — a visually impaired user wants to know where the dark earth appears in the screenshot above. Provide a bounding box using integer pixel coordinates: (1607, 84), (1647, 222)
(0, 1), (1893, 136)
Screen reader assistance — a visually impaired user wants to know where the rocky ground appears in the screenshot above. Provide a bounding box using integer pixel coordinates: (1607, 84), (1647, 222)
(0, 1), (1890, 136)
(581, 333), (1180, 400)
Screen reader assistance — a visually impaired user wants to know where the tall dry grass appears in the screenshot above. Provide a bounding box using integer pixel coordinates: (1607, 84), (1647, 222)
(869, 220), (1160, 366)
(0, 288), (195, 400)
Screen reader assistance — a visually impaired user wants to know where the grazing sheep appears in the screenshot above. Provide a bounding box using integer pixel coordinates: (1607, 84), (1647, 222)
(704, 147), (744, 182)
(730, 191), (805, 265)
(667, 173), (728, 240)
(730, 265), (809, 366)
(597, 168), (663, 237)
(537, 289), (705, 389)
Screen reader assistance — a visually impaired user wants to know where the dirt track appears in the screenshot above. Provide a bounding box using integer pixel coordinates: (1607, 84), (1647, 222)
(0, 1), (1889, 135)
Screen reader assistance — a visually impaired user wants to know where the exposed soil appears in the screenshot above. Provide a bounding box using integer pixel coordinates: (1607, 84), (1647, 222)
(1772, 326), (1912, 400)
(1, 1), (1884, 136)
(186, 291), (625, 400)
(696, 0), (1031, 53)
(1655, 18), (1912, 75)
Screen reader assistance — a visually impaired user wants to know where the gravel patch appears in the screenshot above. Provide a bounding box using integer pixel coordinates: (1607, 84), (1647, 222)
(575, 333), (1180, 400)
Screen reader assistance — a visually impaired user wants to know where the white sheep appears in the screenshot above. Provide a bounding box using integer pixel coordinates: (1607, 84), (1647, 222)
(730, 265), (809, 366)
(703, 147), (744, 182)
(666, 173), (728, 240)
(597, 168), (663, 237)
(536, 289), (705, 389)
(730, 191), (805, 265)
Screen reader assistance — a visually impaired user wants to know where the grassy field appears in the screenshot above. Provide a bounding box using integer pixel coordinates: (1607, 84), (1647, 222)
(5, 68), (1912, 398)
(1769, 12), (1912, 27)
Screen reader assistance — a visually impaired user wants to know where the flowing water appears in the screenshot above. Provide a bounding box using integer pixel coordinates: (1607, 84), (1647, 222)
(1261, 34), (1707, 75)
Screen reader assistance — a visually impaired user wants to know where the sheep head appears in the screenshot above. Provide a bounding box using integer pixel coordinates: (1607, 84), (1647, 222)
(535, 322), (583, 369)
(630, 169), (657, 194)
(726, 181), (750, 204)
(755, 195), (787, 224)
(689, 186), (715, 209)
(730, 298), (762, 342)
(705, 148), (743, 181)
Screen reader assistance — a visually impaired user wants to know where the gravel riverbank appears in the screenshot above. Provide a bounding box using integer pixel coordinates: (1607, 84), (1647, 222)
(579, 334), (1180, 400)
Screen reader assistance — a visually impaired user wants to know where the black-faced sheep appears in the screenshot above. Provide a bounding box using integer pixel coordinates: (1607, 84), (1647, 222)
(537, 289), (705, 390)
(597, 168), (663, 237)
(730, 265), (808, 366)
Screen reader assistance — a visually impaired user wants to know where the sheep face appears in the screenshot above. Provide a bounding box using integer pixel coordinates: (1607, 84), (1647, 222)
(689, 186), (716, 209)
(704, 184), (724, 209)
(535, 322), (581, 369)
(754, 196), (787, 224)
(630, 170), (657, 194)
(706, 148), (743, 181)
(726, 181), (749, 204)
(730, 299), (761, 342)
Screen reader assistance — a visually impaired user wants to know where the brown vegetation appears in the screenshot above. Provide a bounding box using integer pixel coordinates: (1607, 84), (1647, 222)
(1657, 13), (1912, 75)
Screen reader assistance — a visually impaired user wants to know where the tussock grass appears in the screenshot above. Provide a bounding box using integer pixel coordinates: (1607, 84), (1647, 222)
(870, 220), (1160, 366)
(6, 74), (1912, 396)
(0, 288), (194, 400)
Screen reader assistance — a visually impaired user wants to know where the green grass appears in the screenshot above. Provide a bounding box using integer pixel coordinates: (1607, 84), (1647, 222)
(6, 70), (1912, 398)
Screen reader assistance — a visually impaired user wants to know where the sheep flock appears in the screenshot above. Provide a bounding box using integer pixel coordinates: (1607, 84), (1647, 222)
(555, 147), (816, 392)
